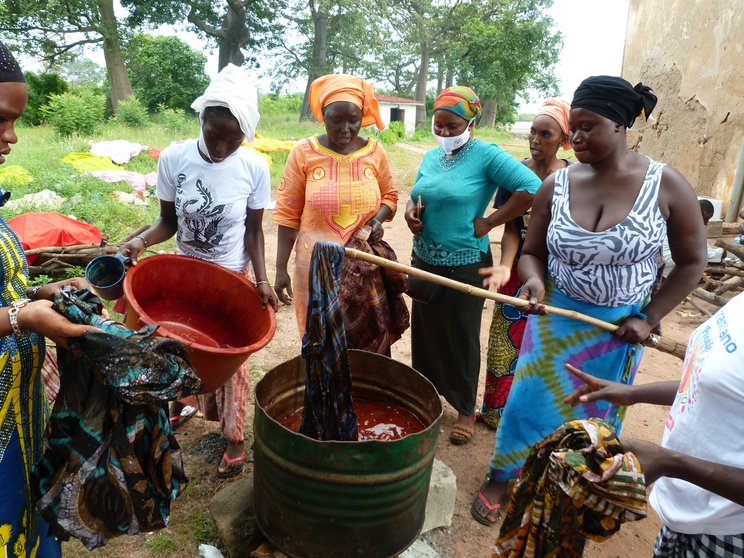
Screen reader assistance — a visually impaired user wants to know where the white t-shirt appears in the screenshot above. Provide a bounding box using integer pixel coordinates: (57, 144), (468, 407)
(649, 291), (744, 535)
(156, 140), (272, 272)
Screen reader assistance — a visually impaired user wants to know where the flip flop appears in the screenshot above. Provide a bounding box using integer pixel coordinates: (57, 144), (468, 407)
(169, 405), (197, 431)
(217, 451), (246, 479)
(470, 485), (503, 526)
(449, 423), (474, 445)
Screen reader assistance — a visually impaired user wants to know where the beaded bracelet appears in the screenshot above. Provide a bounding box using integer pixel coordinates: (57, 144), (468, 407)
(133, 235), (148, 248)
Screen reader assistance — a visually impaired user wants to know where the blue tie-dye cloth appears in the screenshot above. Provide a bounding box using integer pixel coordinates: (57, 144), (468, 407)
(299, 242), (359, 441)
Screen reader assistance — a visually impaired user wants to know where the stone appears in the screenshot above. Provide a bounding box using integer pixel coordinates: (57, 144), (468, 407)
(421, 459), (456, 534)
(399, 537), (441, 558)
(209, 472), (263, 557)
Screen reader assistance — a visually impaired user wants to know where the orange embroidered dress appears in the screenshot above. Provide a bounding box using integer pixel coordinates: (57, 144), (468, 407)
(273, 135), (398, 333)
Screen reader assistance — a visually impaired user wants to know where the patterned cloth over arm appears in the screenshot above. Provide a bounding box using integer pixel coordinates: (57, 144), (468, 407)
(32, 289), (203, 550)
(493, 418), (647, 558)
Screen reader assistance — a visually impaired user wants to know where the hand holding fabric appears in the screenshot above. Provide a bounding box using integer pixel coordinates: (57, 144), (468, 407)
(365, 217), (384, 244)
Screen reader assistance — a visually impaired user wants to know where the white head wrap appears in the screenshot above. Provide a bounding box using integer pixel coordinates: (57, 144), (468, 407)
(191, 64), (260, 143)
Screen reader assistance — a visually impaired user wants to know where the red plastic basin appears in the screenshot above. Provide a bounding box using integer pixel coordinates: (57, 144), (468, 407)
(123, 254), (276, 393)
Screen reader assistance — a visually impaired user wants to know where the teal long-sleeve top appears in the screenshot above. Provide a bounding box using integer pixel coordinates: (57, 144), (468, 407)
(410, 139), (541, 266)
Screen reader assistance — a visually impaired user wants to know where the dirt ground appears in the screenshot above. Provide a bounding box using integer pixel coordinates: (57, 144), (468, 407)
(245, 198), (711, 558)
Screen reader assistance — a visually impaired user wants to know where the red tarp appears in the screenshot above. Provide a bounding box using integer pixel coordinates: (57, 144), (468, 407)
(8, 212), (103, 264)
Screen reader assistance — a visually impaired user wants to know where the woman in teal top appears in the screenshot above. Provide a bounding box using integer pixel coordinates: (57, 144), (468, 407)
(405, 86), (540, 445)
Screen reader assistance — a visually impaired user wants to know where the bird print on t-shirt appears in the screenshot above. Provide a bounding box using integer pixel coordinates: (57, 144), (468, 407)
(176, 174), (233, 256)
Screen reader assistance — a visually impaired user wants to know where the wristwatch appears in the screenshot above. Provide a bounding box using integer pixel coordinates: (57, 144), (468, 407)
(8, 298), (31, 336)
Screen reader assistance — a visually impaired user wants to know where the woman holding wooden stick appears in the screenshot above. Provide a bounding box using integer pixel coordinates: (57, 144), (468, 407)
(471, 76), (707, 526)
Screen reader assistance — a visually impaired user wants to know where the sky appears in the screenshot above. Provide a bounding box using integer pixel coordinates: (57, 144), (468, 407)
(518, 0), (630, 111)
(18, 0), (630, 106)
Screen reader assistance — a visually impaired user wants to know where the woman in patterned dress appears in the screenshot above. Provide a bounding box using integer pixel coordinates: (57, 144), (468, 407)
(274, 74), (409, 355)
(471, 76), (707, 525)
(475, 99), (572, 430)
(0, 43), (99, 557)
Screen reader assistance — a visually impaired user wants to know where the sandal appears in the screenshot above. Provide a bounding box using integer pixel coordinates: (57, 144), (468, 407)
(470, 483), (504, 526)
(169, 405), (197, 431)
(449, 423), (474, 445)
(217, 451), (246, 479)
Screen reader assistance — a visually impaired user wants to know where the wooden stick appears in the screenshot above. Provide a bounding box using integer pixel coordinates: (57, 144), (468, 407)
(684, 296), (714, 318)
(345, 247), (688, 360)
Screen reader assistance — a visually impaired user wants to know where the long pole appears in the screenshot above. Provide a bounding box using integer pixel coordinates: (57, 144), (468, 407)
(345, 248), (688, 361)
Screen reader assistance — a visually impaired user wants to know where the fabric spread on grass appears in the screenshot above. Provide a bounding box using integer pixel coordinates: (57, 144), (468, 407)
(0, 164), (33, 186)
(86, 170), (157, 191)
(61, 152), (121, 173)
(5, 189), (65, 211)
(32, 288), (203, 550)
(89, 140), (149, 165)
(249, 135), (296, 153)
(493, 418), (647, 558)
(299, 241), (359, 441)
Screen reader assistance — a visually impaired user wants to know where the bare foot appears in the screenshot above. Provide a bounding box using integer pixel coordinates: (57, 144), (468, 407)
(471, 477), (510, 525)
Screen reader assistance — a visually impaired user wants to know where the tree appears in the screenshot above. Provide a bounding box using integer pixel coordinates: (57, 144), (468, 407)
(58, 55), (106, 89)
(23, 71), (69, 125)
(124, 0), (282, 72)
(453, 0), (561, 125)
(0, 0), (134, 110)
(124, 34), (210, 112)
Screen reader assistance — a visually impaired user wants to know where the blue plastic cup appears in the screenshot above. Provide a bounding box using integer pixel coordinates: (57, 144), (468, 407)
(85, 253), (130, 300)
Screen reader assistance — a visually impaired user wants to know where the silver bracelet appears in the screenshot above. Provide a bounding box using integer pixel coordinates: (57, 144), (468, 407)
(133, 235), (148, 248)
(256, 280), (270, 286)
(8, 298), (30, 336)
(27, 285), (42, 300)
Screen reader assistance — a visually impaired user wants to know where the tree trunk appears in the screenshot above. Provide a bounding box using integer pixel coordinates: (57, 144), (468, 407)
(445, 65), (454, 88)
(435, 60), (443, 95)
(217, 4), (251, 70)
(481, 99), (497, 127)
(300, 8), (330, 121)
(97, 0), (132, 112)
(414, 41), (430, 127)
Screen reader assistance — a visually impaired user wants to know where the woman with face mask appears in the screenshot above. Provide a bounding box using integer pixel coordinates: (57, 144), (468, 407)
(404, 86), (541, 446)
(274, 74), (409, 355)
(120, 64), (278, 478)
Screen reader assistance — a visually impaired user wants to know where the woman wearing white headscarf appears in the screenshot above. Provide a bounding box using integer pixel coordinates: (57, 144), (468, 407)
(121, 64), (278, 478)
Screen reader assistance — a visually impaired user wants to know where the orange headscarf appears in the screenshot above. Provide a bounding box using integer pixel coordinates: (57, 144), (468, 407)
(309, 74), (385, 130)
(536, 98), (571, 151)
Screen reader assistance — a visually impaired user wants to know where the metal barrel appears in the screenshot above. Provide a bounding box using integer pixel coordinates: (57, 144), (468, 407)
(254, 350), (443, 558)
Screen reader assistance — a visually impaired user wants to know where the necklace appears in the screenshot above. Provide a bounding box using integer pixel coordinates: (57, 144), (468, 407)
(437, 140), (475, 170)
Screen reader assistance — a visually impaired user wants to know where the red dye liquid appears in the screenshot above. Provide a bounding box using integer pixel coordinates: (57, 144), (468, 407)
(142, 300), (236, 348)
(281, 400), (426, 441)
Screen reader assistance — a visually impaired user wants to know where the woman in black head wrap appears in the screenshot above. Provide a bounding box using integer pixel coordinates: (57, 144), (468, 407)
(471, 75), (707, 525)
(0, 42), (99, 556)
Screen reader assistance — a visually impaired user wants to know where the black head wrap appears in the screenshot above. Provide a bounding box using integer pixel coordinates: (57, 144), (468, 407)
(0, 41), (24, 83)
(571, 75), (657, 128)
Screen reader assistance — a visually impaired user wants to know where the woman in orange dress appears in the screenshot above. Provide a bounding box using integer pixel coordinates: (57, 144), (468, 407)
(274, 74), (408, 354)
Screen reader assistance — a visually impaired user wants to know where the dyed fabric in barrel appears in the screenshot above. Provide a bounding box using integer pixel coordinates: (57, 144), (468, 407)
(340, 232), (409, 354)
(493, 419), (647, 558)
(32, 288), (203, 550)
(300, 242), (358, 441)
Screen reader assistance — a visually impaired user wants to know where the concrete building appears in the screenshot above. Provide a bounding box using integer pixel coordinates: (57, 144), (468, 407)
(376, 94), (424, 137)
(622, 0), (744, 219)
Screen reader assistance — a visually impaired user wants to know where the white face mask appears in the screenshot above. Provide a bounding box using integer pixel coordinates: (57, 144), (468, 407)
(432, 116), (475, 155)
